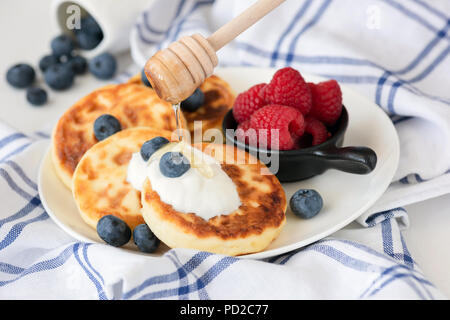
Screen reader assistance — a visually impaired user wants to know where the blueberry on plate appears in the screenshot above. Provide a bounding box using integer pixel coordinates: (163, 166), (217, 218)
(93, 114), (122, 141)
(160, 152), (190, 178)
(140, 136), (170, 161)
(66, 55), (87, 75)
(44, 63), (75, 90)
(180, 88), (204, 112)
(26, 87), (47, 106)
(290, 189), (323, 219)
(6, 64), (35, 88)
(97, 215), (131, 247)
(75, 31), (102, 50)
(133, 224), (160, 253)
(141, 69), (152, 87)
(39, 54), (59, 72)
(51, 34), (75, 57)
(89, 53), (117, 80)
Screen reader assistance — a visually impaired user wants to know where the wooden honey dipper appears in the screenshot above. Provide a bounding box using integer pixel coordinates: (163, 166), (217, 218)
(144, 0), (286, 104)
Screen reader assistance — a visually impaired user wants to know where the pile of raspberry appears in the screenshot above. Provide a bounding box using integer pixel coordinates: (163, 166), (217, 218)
(233, 67), (343, 151)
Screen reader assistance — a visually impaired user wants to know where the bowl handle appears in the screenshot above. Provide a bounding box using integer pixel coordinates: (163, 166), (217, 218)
(312, 146), (377, 174)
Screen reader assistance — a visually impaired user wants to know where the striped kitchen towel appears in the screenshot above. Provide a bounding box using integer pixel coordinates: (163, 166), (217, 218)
(0, 121), (445, 299)
(130, 0), (450, 224)
(0, 0), (448, 299)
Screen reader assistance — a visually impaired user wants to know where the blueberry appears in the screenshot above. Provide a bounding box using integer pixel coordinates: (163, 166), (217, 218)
(26, 87), (47, 106)
(89, 53), (117, 80)
(75, 30), (102, 50)
(140, 137), (170, 161)
(290, 189), (323, 219)
(66, 55), (87, 75)
(39, 54), (59, 72)
(141, 69), (152, 87)
(44, 63), (75, 90)
(51, 34), (75, 57)
(79, 15), (103, 37)
(93, 114), (122, 141)
(180, 88), (204, 112)
(97, 215), (131, 247)
(133, 224), (160, 253)
(159, 152), (190, 178)
(6, 64), (35, 88)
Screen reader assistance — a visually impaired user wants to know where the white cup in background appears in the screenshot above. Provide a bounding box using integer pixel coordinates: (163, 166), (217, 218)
(51, 0), (153, 58)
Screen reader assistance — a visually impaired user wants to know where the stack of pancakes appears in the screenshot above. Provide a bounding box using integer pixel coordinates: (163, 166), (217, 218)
(51, 73), (287, 256)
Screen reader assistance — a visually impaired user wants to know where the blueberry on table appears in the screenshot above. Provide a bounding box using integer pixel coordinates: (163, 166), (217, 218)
(66, 55), (87, 75)
(97, 215), (131, 247)
(141, 69), (152, 87)
(6, 64), (35, 88)
(290, 189), (323, 219)
(51, 34), (76, 57)
(159, 152), (191, 178)
(39, 54), (59, 72)
(44, 64), (75, 90)
(133, 224), (160, 253)
(93, 114), (122, 141)
(89, 53), (117, 80)
(140, 136), (170, 161)
(180, 88), (205, 112)
(26, 87), (47, 106)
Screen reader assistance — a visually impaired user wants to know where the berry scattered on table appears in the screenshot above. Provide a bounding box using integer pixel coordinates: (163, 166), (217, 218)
(181, 88), (205, 112)
(141, 69), (152, 87)
(66, 55), (87, 75)
(140, 136), (170, 161)
(250, 104), (305, 150)
(6, 64), (35, 88)
(39, 55), (59, 72)
(261, 67), (312, 115)
(44, 64), (75, 90)
(232, 83), (267, 123)
(308, 80), (343, 126)
(97, 215), (132, 247)
(304, 116), (329, 146)
(51, 34), (76, 57)
(159, 152), (191, 178)
(290, 189), (323, 219)
(89, 53), (117, 80)
(133, 224), (160, 253)
(93, 114), (122, 141)
(26, 87), (47, 106)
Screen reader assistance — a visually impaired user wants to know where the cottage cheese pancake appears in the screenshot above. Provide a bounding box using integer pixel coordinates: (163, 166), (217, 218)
(141, 143), (286, 256)
(72, 127), (173, 231)
(52, 82), (185, 189)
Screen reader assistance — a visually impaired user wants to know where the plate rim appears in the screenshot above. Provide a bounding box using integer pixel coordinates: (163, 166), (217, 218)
(37, 67), (400, 260)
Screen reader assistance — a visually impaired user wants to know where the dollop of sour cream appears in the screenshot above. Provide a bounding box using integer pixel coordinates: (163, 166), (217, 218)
(126, 144), (241, 221)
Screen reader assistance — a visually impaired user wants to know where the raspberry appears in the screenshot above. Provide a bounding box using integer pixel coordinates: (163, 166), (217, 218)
(250, 104), (305, 150)
(232, 83), (267, 123)
(308, 80), (343, 125)
(261, 67), (312, 115)
(304, 116), (329, 146)
(235, 120), (258, 146)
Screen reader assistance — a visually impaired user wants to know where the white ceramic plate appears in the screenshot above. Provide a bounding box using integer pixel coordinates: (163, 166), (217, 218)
(38, 67), (400, 259)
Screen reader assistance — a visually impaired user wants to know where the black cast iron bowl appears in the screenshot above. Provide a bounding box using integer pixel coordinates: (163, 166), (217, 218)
(222, 106), (377, 182)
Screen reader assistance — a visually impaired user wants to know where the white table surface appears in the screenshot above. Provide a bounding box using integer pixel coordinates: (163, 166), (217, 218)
(1, 0), (449, 299)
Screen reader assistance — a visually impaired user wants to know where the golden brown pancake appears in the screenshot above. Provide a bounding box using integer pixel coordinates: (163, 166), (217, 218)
(72, 127), (173, 231)
(131, 73), (235, 140)
(141, 143), (286, 256)
(52, 82), (185, 189)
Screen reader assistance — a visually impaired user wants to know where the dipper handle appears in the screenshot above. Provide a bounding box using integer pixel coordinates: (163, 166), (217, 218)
(208, 0), (286, 51)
